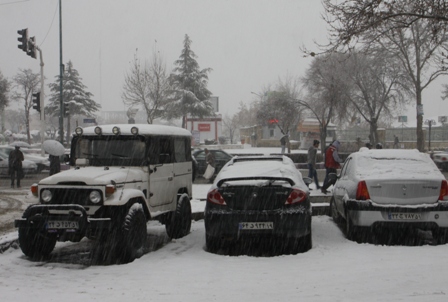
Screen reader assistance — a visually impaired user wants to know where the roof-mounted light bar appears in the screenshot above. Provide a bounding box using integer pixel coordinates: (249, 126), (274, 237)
(131, 126), (139, 135)
(112, 126), (120, 135)
(75, 127), (83, 136)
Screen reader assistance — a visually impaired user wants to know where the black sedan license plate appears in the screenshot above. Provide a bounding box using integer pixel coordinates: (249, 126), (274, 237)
(388, 213), (422, 220)
(239, 222), (274, 230)
(47, 220), (79, 229)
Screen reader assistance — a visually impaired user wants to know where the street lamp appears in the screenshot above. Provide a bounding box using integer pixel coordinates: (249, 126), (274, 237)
(424, 119), (436, 151)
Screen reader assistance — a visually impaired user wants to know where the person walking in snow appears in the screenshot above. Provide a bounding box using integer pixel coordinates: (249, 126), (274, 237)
(9, 145), (24, 188)
(307, 140), (321, 190)
(321, 140), (343, 194)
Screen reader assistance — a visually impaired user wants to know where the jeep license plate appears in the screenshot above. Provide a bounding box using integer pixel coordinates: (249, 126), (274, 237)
(239, 222), (274, 230)
(47, 221), (79, 229)
(388, 213), (422, 220)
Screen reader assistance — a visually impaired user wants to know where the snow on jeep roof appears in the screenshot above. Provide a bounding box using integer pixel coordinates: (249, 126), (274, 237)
(78, 124), (192, 136)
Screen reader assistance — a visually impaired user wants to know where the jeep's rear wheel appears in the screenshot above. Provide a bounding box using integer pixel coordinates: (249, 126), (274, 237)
(166, 194), (192, 239)
(18, 227), (57, 259)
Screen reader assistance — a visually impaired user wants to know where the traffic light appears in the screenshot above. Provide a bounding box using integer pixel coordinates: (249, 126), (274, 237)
(32, 92), (40, 113)
(17, 28), (28, 52)
(27, 36), (37, 59)
(63, 102), (69, 117)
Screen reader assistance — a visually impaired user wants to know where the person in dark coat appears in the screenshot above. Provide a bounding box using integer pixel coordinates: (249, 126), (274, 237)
(205, 148), (215, 168)
(9, 146), (24, 188)
(49, 154), (61, 176)
(321, 140), (344, 194)
(307, 140), (321, 190)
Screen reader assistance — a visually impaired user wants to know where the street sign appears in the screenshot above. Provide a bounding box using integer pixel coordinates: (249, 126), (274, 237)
(398, 116), (407, 123)
(83, 118), (96, 123)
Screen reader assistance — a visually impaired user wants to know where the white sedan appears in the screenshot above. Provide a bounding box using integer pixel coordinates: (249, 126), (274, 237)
(0, 154), (38, 175)
(330, 149), (448, 244)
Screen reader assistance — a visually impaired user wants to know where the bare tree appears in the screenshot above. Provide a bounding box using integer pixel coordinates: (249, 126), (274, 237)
(122, 50), (172, 124)
(364, 21), (448, 150)
(344, 51), (413, 144)
(301, 53), (352, 152)
(319, 2), (448, 151)
(3, 109), (25, 133)
(12, 69), (40, 144)
(221, 113), (239, 144)
(322, 0), (448, 50)
(256, 76), (304, 133)
(0, 71), (10, 132)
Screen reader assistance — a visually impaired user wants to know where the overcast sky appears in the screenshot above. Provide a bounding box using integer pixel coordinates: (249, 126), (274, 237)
(0, 0), (446, 123)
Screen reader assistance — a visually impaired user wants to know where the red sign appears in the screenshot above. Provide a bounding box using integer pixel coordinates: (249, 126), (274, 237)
(198, 123), (211, 131)
(268, 119), (279, 124)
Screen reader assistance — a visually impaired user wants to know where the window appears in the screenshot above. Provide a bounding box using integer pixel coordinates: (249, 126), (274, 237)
(159, 137), (172, 164)
(174, 138), (186, 162)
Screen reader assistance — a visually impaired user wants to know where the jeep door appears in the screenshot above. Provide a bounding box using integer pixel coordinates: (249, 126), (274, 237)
(148, 137), (175, 208)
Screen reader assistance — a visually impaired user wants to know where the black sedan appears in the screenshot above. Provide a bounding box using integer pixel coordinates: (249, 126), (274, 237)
(192, 148), (233, 179)
(204, 155), (312, 255)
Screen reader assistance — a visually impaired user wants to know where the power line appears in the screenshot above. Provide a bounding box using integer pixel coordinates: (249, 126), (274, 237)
(0, 0), (29, 6)
(40, 0), (58, 46)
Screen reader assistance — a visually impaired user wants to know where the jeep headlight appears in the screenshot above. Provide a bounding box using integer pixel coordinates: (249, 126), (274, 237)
(41, 189), (52, 203)
(89, 191), (102, 204)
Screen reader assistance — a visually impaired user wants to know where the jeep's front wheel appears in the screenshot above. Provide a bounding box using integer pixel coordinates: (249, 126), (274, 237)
(115, 203), (147, 263)
(18, 227), (57, 259)
(166, 194), (192, 239)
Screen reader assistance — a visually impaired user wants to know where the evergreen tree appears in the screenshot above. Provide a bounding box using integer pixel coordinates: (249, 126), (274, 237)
(46, 61), (100, 142)
(167, 34), (214, 127)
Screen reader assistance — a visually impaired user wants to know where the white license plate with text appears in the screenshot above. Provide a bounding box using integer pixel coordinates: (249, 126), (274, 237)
(388, 213), (422, 220)
(239, 222), (274, 230)
(47, 221), (79, 229)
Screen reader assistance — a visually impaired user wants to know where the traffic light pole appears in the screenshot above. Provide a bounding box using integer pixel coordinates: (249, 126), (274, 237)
(37, 45), (45, 157)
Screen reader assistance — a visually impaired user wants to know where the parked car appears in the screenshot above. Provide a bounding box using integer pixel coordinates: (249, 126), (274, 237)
(192, 148), (233, 180)
(0, 154), (38, 175)
(0, 146), (50, 173)
(432, 149), (448, 171)
(330, 149), (448, 244)
(205, 155), (312, 255)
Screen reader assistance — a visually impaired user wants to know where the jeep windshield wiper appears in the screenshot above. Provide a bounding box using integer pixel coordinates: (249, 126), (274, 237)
(83, 152), (98, 157)
(111, 153), (130, 158)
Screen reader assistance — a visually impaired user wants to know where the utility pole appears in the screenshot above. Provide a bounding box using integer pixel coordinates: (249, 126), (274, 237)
(59, 0), (64, 145)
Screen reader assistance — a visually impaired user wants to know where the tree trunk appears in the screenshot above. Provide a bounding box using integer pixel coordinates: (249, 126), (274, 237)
(66, 115), (71, 147)
(416, 89), (424, 151)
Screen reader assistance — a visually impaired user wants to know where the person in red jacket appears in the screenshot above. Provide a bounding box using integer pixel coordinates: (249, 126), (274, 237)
(321, 140), (343, 194)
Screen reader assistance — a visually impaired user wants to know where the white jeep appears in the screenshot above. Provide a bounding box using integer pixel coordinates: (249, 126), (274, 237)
(15, 124), (193, 263)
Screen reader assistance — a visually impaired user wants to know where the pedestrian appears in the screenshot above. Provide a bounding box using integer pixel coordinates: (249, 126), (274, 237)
(8, 145), (24, 188)
(307, 139), (321, 190)
(203, 148), (216, 181)
(280, 131), (289, 154)
(321, 140), (343, 194)
(49, 154), (61, 176)
(394, 136), (399, 149)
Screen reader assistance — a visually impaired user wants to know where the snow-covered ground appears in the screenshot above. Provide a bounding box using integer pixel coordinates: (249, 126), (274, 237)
(1, 214), (448, 301)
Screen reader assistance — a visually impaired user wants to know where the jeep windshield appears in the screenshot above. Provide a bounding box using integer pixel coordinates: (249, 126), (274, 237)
(71, 135), (147, 167)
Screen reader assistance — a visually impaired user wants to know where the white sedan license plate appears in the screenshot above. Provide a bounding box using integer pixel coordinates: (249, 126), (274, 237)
(388, 213), (422, 220)
(239, 222), (274, 230)
(47, 220), (79, 229)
